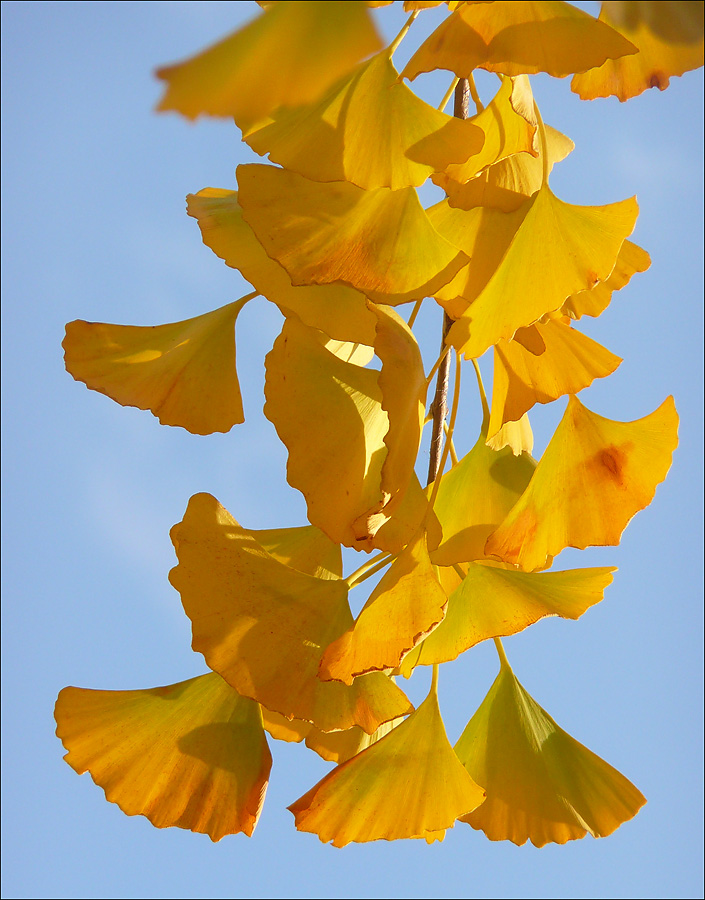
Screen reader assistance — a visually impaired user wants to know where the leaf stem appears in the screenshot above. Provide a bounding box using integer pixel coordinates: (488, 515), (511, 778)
(425, 344), (451, 387)
(438, 77), (460, 111)
(429, 349), (461, 508)
(471, 357), (490, 430)
(533, 98), (550, 186)
(389, 9), (419, 57)
(467, 72), (484, 113)
(443, 421), (459, 466)
(431, 663), (440, 696)
(407, 297), (423, 328)
(345, 552), (394, 589)
(493, 636), (510, 670)
(452, 562), (466, 581)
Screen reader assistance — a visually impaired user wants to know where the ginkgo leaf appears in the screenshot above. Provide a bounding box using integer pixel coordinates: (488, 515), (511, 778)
(488, 318), (622, 438)
(156, 0), (382, 127)
(446, 185), (639, 359)
(289, 684), (485, 846)
(486, 395), (679, 571)
(401, 0), (637, 81)
(486, 413), (534, 455)
(243, 51), (484, 190)
(403, 562), (615, 667)
(186, 189), (377, 346)
(320, 528), (448, 684)
(237, 164), (468, 303)
(250, 524), (342, 581)
(261, 706), (403, 764)
(603, 1), (704, 45)
(169, 493), (412, 734)
(572, 4), (704, 101)
(455, 653), (646, 846)
(264, 317), (430, 552)
(430, 427), (536, 566)
(55, 673), (271, 841)
(561, 240), (651, 321)
(63, 300), (249, 435)
(437, 76), (538, 187)
(437, 122), (574, 212)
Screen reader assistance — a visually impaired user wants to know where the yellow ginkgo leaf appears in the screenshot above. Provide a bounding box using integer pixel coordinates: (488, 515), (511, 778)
(251, 524), (342, 581)
(455, 651), (646, 846)
(264, 317), (430, 552)
(489, 318), (622, 438)
(289, 682), (485, 846)
(156, 0), (382, 127)
(486, 394), (679, 571)
(437, 122), (574, 213)
(63, 300), (249, 435)
(55, 673), (271, 841)
(486, 413), (534, 456)
(237, 164), (468, 303)
(320, 528), (448, 684)
(572, 4), (703, 101)
(447, 185), (639, 359)
(186, 189), (377, 346)
(169, 493), (413, 734)
(430, 427), (536, 566)
(243, 51), (484, 191)
(561, 239), (651, 321)
(602, 1), (704, 45)
(405, 562), (615, 667)
(261, 706), (404, 764)
(401, 0), (637, 81)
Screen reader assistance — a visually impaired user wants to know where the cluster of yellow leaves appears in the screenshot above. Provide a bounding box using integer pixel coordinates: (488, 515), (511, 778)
(57, 0), (697, 848)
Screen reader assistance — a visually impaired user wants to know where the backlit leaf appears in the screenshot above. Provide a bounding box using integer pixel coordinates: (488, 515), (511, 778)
(561, 240), (651, 320)
(402, 0), (637, 80)
(169, 493), (413, 733)
(486, 395), (679, 571)
(63, 300), (248, 435)
(55, 673), (271, 841)
(289, 685), (485, 846)
(156, 1), (382, 126)
(455, 654), (646, 846)
(237, 164), (468, 303)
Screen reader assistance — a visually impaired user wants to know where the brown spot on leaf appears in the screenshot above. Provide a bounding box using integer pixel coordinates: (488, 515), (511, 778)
(649, 71), (670, 91)
(597, 445), (629, 486)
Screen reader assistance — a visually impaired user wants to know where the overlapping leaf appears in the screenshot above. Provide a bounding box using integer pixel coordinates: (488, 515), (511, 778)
(243, 51), (484, 190)
(289, 685), (485, 846)
(488, 318), (622, 438)
(169, 493), (413, 733)
(572, 3), (704, 101)
(63, 300), (248, 434)
(156, 0), (382, 126)
(402, 0), (637, 81)
(237, 164), (468, 303)
(455, 655), (646, 846)
(486, 395), (679, 571)
(561, 240), (651, 320)
(55, 673), (271, 841)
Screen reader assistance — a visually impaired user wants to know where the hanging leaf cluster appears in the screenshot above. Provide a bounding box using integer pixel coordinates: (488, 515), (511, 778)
(56, 0), (701, 848)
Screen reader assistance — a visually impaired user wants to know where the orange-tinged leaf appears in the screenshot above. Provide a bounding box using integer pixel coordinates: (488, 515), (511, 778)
(486, 395), (679, 571)
(169, 493), (413, 733)
(289, 686), (485, 846)
(572, 4), (703, 100)
(156, 0), (382, 126)
(63, 300), (248, 435)
(186, 189), (377, 346)
(430, 428), (536, 566)
(264, 317), (430, 552)
(562, 239), (651, 321)
(237, 164), (468, 303)
(489, 319), (622, 438)
(243, 51), (484, 190)
(602, 1), (704, 45)
(455, 655), (646, 846)
(320, 528), (448, 684)
(55, 673), (271, 841)
(446, 185), (639, 359)
(401, 0), (637, 80)
(402, 562), (615, 668)
(250, 524), (342, 581)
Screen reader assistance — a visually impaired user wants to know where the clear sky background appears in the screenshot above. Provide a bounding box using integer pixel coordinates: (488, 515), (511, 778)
(1, 2), (703, 899)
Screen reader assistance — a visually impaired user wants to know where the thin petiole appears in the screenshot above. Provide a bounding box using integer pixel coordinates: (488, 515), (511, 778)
(346, 552), (394, 589)
(429, 349), (461, 509)
(471, 357), (490, 429)
(467, 71), (484, 113)
(431, 663), (440, 696)
(425, 344), (451, 386)
(438, 77), (460, 111)
(443, 421), (459, 466)
(493, 636), (510, 669)
(407, 297), (423, 329)
(533, 97), (550, 186)
(389, 9), (419, 57)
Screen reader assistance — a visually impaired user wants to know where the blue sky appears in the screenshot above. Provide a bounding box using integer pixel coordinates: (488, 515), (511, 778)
(2, 3), (703, 898)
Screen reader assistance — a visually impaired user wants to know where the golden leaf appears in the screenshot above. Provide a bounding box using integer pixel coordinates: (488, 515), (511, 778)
(55, 673), (271, 841)
(486, 395), (679, 571)
(562, 240), (651, 321)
